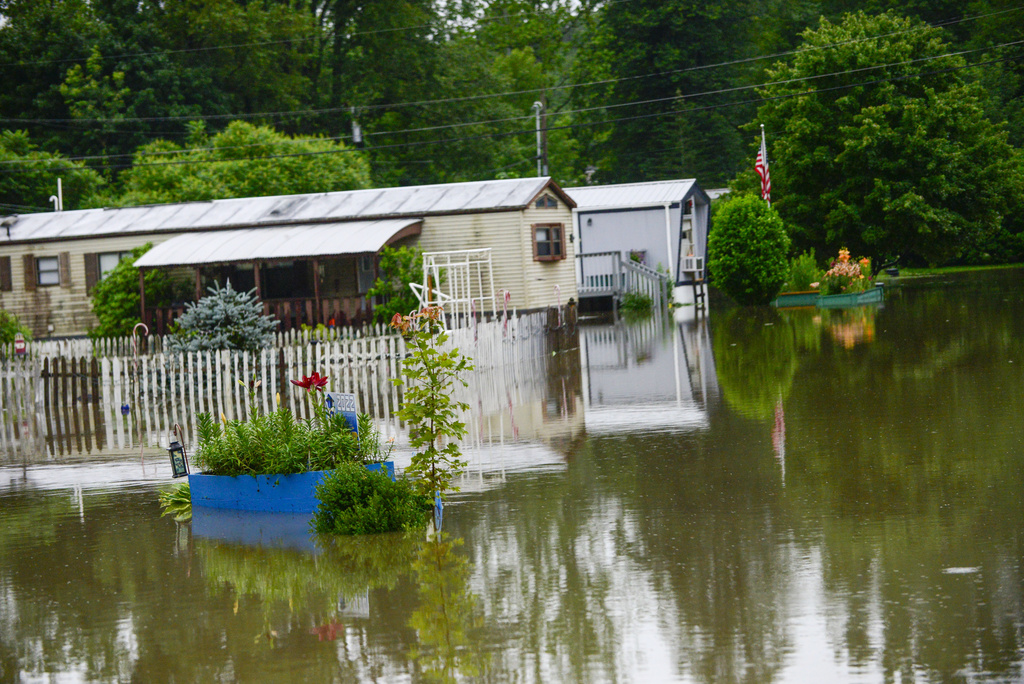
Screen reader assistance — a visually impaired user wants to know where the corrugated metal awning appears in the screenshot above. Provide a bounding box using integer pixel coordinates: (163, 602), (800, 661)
(134, 218), (421, 268)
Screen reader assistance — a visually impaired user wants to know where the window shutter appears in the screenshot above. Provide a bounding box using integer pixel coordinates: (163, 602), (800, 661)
(23, 254), (36, 291)
(58, 251), (71, 288)
(0, 256), (11, 292)
(84, 253), (99, 293)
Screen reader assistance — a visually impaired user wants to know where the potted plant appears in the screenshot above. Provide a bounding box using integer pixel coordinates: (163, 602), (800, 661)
(772, 250), (823, 307)
(818, 248), (883, 307)
(187, 372), (395, 513)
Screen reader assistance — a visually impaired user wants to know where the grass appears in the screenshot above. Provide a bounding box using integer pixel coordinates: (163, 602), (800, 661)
(885, 263), (1024, 278)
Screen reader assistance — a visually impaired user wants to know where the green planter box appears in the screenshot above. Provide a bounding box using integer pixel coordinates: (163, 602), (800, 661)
(816, 285), (884, 308)
(771, 290), (821, 308)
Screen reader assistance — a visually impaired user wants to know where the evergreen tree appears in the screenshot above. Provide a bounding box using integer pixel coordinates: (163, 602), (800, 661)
(166, 281), (278, 352)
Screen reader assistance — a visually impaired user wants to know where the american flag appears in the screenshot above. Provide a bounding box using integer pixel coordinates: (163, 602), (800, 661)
(755, 126), (771, 204)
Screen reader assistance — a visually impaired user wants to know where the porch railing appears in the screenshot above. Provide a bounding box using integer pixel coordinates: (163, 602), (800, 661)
(576, 251), (671, 307)
(145, 295), (371, 335)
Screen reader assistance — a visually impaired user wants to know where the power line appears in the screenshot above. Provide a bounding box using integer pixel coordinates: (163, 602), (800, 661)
(1, 49), (1017, 177)
(2, 37), (1019, 170)
(2, 3), (1020, 126)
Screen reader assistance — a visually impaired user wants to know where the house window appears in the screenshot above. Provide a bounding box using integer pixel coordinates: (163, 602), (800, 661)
(535, 194), (558, 209)
(533, 223), (565, 261)
(36, 256), (60, 286)
(98, 251), (132, 279)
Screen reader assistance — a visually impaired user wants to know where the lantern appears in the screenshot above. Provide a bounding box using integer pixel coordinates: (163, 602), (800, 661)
(167, 440), (189, 478)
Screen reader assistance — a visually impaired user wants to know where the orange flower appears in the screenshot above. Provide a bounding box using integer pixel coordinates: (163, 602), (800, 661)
(838, 248), (851, 263)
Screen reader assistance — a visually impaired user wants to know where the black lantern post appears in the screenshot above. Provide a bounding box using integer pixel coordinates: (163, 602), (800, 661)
(167, 423), (190, 478)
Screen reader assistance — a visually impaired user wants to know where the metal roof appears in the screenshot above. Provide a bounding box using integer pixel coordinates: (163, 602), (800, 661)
(3, 177), (559, 243)
(133, 219), (422, 268)
(564, 179), (701, 210)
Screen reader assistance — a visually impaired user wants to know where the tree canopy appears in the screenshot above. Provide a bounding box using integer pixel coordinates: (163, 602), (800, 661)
(0, 0), (1023, 269)
(109, 121), (372, 205)
(753, 11), (1024, 266)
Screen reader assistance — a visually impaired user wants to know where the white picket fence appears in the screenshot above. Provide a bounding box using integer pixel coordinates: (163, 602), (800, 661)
(0, 322), (412, 361)
(1, 312), (553, 458)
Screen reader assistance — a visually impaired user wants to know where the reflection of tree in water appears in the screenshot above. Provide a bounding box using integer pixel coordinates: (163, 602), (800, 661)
(199, 531), (419, 646)
(408, 534), (488, 682)
(712, 307), (797, 420)
(780, 276), (1024, 682)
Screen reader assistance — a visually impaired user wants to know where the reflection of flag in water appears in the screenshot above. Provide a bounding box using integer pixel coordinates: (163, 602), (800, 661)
(772, 397), (785, 482)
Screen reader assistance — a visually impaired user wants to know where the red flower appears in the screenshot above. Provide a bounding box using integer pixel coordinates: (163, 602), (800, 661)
(291, 372), (329, 392)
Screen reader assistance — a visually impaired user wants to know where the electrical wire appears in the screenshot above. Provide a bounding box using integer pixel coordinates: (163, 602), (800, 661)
(1, 3), (1020, 124)
(2, 37), (1020, 170)
(2, 49), (1018, 177)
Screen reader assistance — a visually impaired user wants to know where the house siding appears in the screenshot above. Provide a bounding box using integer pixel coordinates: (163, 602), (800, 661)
(0, 233), (179, 337)
(415, 204), (576, 313)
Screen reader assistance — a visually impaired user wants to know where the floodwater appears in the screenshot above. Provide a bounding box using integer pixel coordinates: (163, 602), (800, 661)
(2, 269), (1024, 683)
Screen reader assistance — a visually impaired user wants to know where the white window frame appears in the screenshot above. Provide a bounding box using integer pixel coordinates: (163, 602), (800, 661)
(36, 256), (60, 286)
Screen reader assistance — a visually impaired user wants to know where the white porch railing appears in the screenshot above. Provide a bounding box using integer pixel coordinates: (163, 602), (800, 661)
(576, 251), (670, 307)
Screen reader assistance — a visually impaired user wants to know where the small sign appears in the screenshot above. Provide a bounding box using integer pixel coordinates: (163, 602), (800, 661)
(13, 333), (26, 356)
(325, 392), (359, 435)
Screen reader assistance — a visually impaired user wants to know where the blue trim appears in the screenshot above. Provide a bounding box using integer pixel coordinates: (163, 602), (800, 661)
(189, 461), (396, 513)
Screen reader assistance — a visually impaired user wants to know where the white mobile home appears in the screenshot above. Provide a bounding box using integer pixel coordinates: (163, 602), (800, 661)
(0, 177), (577, 337)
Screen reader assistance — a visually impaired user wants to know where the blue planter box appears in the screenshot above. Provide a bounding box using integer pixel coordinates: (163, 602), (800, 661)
(189, 461), (396, 513)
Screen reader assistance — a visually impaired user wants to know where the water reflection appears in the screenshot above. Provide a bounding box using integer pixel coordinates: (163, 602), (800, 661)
(580, 312), (718, 434)
(197, 531), (420, 647)
(3, 270), (1024, 682)
(408, 535), (487, 682)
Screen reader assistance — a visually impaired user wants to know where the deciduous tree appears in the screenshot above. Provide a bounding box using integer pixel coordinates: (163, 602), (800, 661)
(754, 11), (1024, 266)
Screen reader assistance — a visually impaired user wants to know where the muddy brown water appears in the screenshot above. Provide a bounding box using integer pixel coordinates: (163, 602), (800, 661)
(2, 269), (1023, 683)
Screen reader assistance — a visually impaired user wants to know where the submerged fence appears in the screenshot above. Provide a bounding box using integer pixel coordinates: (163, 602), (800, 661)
(1, 312), (556, 459)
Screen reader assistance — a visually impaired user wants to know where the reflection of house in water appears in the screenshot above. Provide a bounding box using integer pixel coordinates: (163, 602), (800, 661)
(579, 311), (718, 434)
(454, 326), (586, 493)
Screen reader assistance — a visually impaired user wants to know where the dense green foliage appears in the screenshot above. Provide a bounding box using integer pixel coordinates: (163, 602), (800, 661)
(752, 11), (1024, 266)
(157, 483), (191, 522)
(0, 130), (103, 213)
(391, 307), (473, 500)
(193, 408), (387, 477)
(109, 121), (371, 206)
(367, 245), (424, 325)
(311, 463), (431, 536)
(708, 195), (791, 305)
(166, 281), (277, 353)
(786, 251), (823, 292)
(620, 291), (654, 315)
(2, 1), (1024, 267)
(0, 309), (31, 344)
(88, 243), (181, 338)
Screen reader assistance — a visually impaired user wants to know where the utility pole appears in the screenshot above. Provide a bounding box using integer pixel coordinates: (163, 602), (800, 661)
(533, 101), (544, 177)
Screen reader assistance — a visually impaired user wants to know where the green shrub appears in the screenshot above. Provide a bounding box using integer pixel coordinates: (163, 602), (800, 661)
(367, 245), (424, 324)
(786, 250), (822, 292)
(620, 291), (653, 315)
(708, 194), (791, 305)
(312, 463), (432, 535)
(89, 243), (185, 338)
(0, 310), (30, 344)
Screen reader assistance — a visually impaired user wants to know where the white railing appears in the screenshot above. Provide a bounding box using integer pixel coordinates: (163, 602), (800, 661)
(576, 251), (671, 307)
